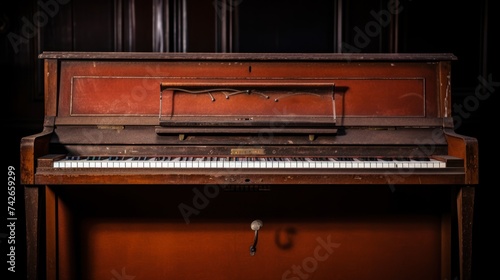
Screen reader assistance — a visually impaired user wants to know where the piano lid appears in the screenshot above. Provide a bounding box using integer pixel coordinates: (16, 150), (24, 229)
(38, 51), (458, 62)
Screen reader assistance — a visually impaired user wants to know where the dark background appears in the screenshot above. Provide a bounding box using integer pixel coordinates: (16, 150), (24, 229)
(1, 0), (497, 279)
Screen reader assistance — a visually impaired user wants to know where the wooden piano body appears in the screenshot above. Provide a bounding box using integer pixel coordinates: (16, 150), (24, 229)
(21, 52), (478, 280)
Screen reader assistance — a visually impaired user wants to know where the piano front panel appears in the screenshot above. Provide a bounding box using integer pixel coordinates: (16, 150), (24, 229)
(69, 76), (425, 118)
(54, 185), (451, 280)
(57, 60), (438, 121)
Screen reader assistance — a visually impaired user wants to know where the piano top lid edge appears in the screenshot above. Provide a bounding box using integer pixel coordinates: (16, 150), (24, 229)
(38, 51), (458, 62)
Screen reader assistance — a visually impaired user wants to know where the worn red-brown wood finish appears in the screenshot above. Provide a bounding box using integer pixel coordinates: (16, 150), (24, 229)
(20, 52), (478, 280)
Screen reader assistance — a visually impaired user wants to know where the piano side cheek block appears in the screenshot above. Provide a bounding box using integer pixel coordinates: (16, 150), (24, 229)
(37, 154), (66, 168)
(431, 155), (464, 167)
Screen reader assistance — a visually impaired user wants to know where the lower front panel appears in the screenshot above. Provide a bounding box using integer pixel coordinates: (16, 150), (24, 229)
(52, 185), (453, 280)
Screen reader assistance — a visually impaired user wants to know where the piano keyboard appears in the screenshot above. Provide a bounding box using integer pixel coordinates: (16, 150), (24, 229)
(53, 156), (446, 169)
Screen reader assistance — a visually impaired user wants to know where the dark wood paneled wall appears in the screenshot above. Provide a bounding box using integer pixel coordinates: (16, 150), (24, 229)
(1, 0), (496, 279)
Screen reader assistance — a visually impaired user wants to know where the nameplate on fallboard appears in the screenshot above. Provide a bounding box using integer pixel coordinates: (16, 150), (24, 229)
(230, 148), (266, 155)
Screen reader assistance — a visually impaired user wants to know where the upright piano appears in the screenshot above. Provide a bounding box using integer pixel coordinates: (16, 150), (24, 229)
(21, 52), (478, 280)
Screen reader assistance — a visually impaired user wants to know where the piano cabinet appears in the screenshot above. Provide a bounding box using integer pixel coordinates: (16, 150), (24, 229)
(20, 52), (478, 280)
